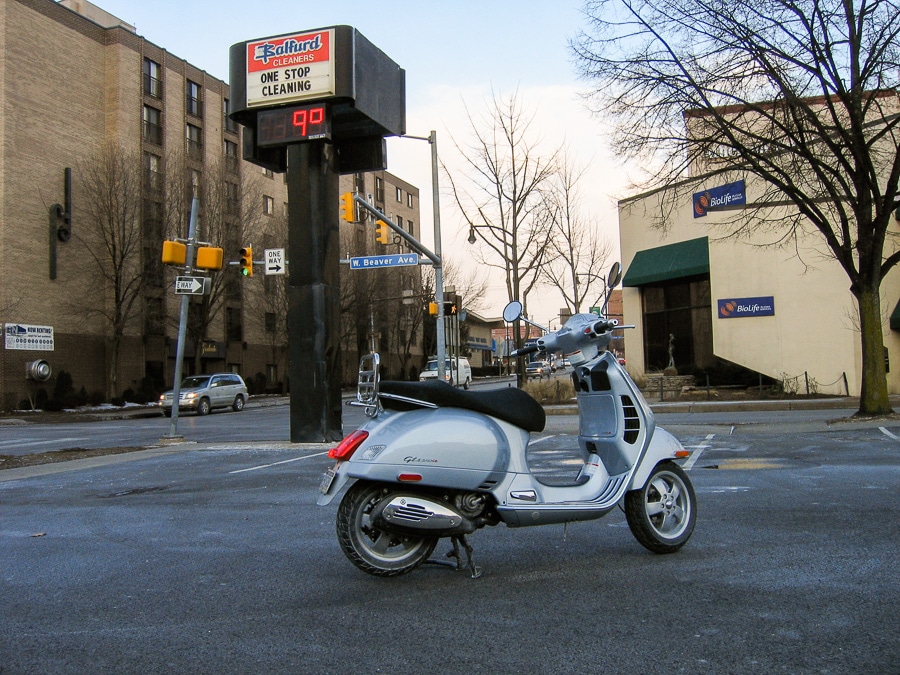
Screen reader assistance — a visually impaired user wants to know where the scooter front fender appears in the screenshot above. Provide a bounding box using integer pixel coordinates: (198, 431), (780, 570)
(628, 426), (684, 490)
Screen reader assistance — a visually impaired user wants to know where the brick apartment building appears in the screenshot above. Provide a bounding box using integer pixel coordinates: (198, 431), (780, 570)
(0, 0), (422, 410)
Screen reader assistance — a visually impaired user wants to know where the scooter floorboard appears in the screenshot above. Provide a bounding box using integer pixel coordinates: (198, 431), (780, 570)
(526, 433), (586, 487)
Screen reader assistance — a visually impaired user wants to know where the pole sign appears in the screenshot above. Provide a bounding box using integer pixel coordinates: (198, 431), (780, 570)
(174, 276), (210, 295)
(349, 253), (419, 269)
(265, 248), (286, 275)
(245, 29), (335, 108)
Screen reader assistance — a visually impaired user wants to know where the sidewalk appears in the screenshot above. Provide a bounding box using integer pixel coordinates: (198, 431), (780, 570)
(3, 387), (899, 427)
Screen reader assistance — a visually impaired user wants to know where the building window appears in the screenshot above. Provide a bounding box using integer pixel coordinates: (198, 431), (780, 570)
(396, 187), (403, 202)
(265, 312), (277, 333)
(224, 139), (239, 172)
(143, 152), (162, 193)
(187, 80), (203, 118)
(262, 167), (274, 178)
(226, 307), (243, 342)
(407, 193), (414, 208)
(375, 176), (384, 202)
(264, 195), (275, 215)
(142, 106), (162, 145)
(223, 98), (237, 133)
(143, 58), (162, 98)
(225, 182), (239, 214)
(186, 124), (202, 159)
(190, 169), (202, 199)
(144, 296), (165, 335)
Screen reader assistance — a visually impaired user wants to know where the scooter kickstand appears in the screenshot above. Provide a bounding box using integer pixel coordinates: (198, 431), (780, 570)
(449, 535), (482, 579)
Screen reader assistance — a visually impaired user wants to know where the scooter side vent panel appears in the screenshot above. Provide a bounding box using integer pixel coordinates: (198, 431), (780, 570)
(620, 396), (640, 444)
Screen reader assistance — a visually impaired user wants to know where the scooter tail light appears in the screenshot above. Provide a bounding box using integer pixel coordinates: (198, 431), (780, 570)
(328, 430), (369, 460)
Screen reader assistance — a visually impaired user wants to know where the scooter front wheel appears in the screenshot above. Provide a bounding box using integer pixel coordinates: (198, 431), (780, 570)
(336, 482), (437, 577)
(624, 461), (696, 554)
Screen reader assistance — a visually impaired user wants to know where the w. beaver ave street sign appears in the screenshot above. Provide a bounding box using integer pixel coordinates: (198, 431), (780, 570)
(349, 253), (419, 269)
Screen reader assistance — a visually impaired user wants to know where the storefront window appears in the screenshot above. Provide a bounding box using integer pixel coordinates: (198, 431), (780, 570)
(641, 278), (713, 371)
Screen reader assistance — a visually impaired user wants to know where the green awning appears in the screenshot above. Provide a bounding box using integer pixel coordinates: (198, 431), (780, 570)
(890, 300), (900, 330)
(622, 237), (710, 287)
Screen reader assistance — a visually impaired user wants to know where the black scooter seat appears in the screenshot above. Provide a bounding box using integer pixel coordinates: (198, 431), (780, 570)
(379, 380), (546, 433)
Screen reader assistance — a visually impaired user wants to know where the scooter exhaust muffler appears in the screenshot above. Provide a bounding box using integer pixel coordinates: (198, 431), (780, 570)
(371, 494), (478, 536)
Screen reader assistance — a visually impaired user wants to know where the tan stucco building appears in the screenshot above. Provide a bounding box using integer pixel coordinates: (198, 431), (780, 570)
(618, 103), (900, 396)
(619, 91), (900, 395)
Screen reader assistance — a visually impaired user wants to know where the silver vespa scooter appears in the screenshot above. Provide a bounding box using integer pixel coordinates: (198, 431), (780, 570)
(318, 280), (697, 578)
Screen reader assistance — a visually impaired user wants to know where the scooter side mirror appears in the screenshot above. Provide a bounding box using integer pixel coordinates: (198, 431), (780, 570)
(608, 262), (622, 289)
(503, 301), (523, 323)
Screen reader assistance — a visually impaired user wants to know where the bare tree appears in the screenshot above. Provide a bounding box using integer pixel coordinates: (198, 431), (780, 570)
(75, 144), (145, 400)
(572, 0), (900, 414)
(541, 149), (615, 314)
(446, 90), (560, 374)
(164, 153), (267, 374)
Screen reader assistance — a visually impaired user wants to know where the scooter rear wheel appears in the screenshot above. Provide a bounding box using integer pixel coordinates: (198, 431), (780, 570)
(624, 460), (696, 553)
(336, 482), (437, 577)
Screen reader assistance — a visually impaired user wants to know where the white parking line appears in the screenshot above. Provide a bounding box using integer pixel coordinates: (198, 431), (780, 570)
(879, 427), (900, 440)
(0, 437), (90, 448)
(229, 451), (329, 474)
(682, 433), (715, 471)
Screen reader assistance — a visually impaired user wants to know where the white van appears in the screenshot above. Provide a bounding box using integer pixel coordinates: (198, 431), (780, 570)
(419, 357), (472, 389)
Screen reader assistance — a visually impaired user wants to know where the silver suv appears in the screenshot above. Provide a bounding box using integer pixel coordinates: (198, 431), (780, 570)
(158, 373), (248, 416)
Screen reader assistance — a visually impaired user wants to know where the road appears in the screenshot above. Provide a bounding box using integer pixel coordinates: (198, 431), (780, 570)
(1, 400), (898, 672)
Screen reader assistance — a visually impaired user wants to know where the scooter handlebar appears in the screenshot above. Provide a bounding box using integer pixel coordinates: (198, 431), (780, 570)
(510, 344), (540, 357)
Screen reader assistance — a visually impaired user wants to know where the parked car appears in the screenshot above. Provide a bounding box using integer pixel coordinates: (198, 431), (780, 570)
(419, 357), (472, 389)
(158, 373), (248, 416)
(525, 360), (550, 379)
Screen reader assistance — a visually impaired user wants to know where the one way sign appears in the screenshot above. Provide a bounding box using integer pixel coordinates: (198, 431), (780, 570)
(265, 248), (285, 275)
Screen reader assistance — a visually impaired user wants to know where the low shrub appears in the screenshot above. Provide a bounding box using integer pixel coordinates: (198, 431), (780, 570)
(523, 378), (575, 405)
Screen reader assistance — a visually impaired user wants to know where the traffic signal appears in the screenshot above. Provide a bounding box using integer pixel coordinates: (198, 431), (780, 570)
(240, 245), (253, 277)
(444, 300), (457, 315)
(161, 240), (186, 266)
(428, 302), (438, 316)
(375, 220), (390, 245)
(340, 192), (355, 222)
(195, 246), (224, 271)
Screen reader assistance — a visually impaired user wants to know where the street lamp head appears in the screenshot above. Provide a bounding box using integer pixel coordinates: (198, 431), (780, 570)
(467, 227), (476, 245)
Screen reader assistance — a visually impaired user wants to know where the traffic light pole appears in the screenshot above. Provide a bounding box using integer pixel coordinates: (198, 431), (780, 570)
(286, 141), (343, 442)
(166, 197), (199, 439)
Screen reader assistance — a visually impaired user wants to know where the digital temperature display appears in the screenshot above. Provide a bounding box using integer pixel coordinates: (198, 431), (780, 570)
(256, 103), (331, 147)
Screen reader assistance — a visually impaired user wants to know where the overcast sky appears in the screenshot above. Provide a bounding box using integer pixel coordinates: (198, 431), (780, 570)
(90, 0), (628, 322)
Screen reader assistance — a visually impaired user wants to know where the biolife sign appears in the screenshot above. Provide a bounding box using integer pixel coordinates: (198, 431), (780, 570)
(245, 29), (335, 107)
(693, 180), (746, 218)
(717, 296), (775, 319)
